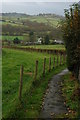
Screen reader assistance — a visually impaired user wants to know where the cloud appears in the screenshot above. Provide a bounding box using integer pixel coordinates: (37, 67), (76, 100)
(2, 0), (79, 2)
(2, 2), (74, 16)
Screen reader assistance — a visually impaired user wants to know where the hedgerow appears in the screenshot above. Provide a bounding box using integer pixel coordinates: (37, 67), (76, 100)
(62, 3), (80, 78)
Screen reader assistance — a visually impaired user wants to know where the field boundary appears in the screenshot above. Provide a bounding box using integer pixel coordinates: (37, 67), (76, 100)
(3, 46), (66, 55)
(18, 54), (66, 100)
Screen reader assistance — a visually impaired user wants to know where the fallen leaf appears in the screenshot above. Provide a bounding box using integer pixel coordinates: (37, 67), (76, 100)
(65, 113), (68, 116)
(50, 112), (54, 116)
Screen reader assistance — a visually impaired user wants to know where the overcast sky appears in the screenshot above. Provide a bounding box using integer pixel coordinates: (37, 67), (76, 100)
(1, 1), (79, 16)
(2, 0), (79, 2)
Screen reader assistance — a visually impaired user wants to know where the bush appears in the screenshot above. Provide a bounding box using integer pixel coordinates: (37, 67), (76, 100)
(13, 37), (20, 44)
(62, 3), (80, 78)
(44, 35), (50, 45)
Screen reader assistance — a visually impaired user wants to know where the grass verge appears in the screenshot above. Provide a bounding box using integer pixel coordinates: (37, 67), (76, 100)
(57, 73), (80, 119)
(5, 64), (67, 119)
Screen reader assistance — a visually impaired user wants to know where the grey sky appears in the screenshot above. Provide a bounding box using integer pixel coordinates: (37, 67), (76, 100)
(2, 2), (75, 16)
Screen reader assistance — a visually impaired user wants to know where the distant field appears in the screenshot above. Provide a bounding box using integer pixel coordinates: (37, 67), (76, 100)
(21, 45), (65, 50)
(2, 36), (23, 41)
(2, 15), (62, 42)
(2, 35), (29, 41)
(2, 22), (23, 27)
(24, 16), (60, 27)
(3, 48), (60, 118)
(2, 15), (61, 28)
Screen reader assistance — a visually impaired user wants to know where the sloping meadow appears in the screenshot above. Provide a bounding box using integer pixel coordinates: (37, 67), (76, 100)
(2, 48), (65, 118)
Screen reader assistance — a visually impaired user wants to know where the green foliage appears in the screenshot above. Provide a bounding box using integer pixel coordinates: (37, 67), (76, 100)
(44, 35), (50, 45)
(13, 37), (20, 44)
(29, 31), (34, 36)
(62, 73), (79, 118)
(29, 31), (36, 43)
(62, 4), (80, 78)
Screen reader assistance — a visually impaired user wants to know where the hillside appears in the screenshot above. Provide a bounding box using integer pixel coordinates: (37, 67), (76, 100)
(1, 13), (64, 28)
(2, 12), (64, 19)
(1, 12), (63, 42)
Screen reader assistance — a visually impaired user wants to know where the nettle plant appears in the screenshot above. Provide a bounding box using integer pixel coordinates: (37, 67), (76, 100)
(62, 3), (80, 78)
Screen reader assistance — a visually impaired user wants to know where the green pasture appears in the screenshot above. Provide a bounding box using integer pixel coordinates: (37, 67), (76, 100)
(2, 48), (65, 118)
(21, 45), (65, 50)
(2, 15), (60, 28)
(2, 35), (29, 41)
(2, 48), (55, 118)
(21, 16), (60, 27)
(2, 21), (24, 27)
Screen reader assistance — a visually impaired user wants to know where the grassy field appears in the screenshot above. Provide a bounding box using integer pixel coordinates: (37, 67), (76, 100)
(1, 35), (29, 41)
(2, 48), (65, 118)
(2, 15), (61, 28)
(21, 45), (65, 50)
(25, 16), (60, 27)
(2, 36), (24, 41)
(2, 22), (23, 27)
(2, 15), (62, 44)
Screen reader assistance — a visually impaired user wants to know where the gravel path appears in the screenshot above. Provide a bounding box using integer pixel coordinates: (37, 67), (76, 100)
(39, 69), (69, 118)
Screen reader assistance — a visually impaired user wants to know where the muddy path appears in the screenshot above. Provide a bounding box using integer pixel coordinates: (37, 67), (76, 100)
(39, 69), (69, 118)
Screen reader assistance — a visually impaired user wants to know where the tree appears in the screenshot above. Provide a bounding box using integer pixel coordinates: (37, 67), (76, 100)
(29, 31), (36, 44)
(44, 35), (50, 45)
(62, 3), (80, 78)
(29, 31), (34, 43)
(41, 39), (44, 44)
(13, 37), (20, 44)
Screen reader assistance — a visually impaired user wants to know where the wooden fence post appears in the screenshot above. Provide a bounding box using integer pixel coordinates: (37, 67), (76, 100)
(63, 53), (65, 64)
(63, 53), (66, 64)
(62, 54), (64, 65)
(57, 53), (59, 67)
(34, 60), (38, 80)
(60, 53), (62, 66)
(53, 56), (55, 69)
(49, 57), (51, 72)
(43, 58), (46, 76)
(65, 54), (66, 63)
(19, 65), (23, 101)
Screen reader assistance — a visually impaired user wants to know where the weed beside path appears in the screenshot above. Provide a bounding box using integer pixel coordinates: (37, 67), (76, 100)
(62, 73), (80, 118)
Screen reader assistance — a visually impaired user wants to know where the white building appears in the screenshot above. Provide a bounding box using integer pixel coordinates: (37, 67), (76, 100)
(37, 37), (42, 44)
(54, 40), (64, 44)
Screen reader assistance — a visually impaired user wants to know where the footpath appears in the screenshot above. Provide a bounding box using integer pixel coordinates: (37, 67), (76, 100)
(39, 69), (69, 118)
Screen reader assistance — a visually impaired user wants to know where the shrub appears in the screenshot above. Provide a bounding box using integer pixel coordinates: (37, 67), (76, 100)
(44, 35), (50, 45)
(13, 37), (20, 44)
(62, 3), (80, 78)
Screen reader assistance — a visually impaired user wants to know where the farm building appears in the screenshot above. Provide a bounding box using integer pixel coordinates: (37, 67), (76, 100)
(53, 40), (64, 44)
